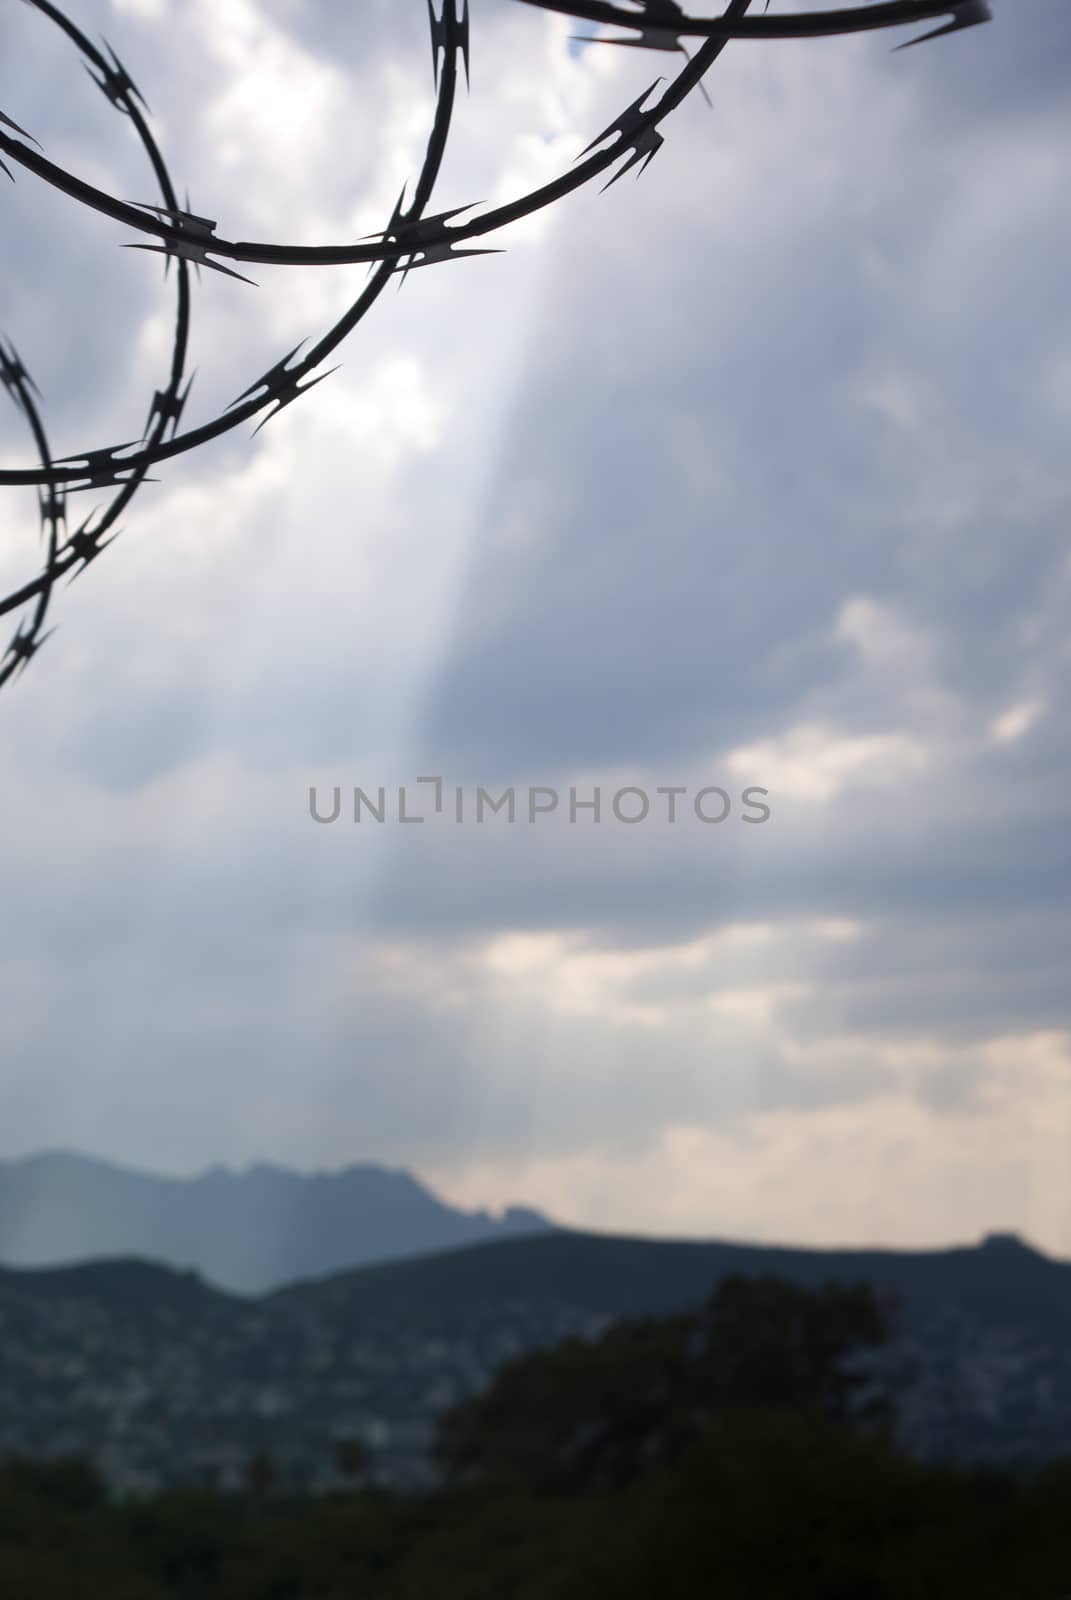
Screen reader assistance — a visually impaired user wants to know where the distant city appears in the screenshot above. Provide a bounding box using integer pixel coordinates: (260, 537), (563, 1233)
(1, 1152), (1069, 1497)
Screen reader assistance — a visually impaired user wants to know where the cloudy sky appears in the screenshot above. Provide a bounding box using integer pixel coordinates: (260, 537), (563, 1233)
(1, 0), (1068, 1256)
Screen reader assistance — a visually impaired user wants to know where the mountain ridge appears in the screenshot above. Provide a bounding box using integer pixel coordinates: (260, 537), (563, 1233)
(0, 1149), (555, 1294)
(266, 1225), (1071, 1340)
(1, 1226), (1067, 1341)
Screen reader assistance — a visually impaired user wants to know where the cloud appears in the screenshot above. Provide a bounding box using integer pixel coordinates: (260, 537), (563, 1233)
(1, 0), (1068, 1256)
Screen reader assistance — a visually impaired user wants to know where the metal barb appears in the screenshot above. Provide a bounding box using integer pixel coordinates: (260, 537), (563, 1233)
(84, 39), (150, 113)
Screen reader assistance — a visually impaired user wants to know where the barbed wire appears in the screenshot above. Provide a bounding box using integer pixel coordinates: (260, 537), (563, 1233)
(1, 0), (193, 686)
(0, 0), (993, 692)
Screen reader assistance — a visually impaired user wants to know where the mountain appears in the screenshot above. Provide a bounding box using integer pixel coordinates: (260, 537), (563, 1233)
(0, 1150), (555, 1294)
(5, 1226), (1066, 1333)
(270, 1224), (1071, 1332)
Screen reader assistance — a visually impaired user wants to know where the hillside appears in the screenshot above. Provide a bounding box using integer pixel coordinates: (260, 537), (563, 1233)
(271, 1226), (1071, 1338)
(1, 1228), (1069, 1493)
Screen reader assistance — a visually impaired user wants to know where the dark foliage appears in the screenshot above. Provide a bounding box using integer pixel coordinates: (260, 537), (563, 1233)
(435, 1274), (897, 1491)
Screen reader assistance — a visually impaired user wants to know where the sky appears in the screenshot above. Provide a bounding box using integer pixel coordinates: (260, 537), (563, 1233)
(1, 0), (1068, 1256)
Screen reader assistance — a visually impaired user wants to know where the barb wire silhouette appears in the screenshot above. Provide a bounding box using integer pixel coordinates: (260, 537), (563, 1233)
(0, 0), (993, 691)
(1, 0), (192, 687)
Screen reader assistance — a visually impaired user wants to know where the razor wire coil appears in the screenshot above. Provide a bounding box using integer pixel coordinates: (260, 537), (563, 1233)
(0, 0), (993, 690)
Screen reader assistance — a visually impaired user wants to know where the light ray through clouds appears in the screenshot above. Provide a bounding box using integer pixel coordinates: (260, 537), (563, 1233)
(0, 0), (1068, 1257)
